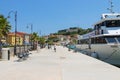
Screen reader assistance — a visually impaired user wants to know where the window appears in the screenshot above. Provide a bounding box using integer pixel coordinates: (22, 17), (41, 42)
(80, 39), (89, 44)
(91, 37), (107, 44)
(106, 20), (120, 27)
(116, 37), (120, 43)
(106, 37), (117, 43)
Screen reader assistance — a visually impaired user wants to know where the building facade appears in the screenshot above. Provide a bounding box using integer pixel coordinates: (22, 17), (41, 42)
(7, 33), (23, 46)
(7, 32), (30, 46)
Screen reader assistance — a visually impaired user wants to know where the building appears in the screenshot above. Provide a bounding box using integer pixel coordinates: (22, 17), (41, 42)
(16, 32), (30, 45)
(7, 32), (30, 46)
(7, 32), (23, 46)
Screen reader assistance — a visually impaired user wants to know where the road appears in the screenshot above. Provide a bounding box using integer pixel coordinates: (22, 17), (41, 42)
(0, 46), (120, 80)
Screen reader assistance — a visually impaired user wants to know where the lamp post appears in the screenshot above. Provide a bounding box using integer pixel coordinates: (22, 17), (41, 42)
(26, 24), (33, 50)
(8, 11), (17, 56)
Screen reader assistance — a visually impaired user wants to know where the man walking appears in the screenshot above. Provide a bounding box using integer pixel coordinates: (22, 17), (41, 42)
(54, 45), (56, 52)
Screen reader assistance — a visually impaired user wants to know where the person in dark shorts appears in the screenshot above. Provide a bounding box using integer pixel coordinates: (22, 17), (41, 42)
(54, 45), (56, 52)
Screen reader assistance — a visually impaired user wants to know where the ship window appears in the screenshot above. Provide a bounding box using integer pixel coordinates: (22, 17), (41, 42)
(117, 37), (120, 43)
(106, 20), (120, 27)
(106, 38), (117, 43)
(91, 37), (107, 44)
(80, 39), (89, 44)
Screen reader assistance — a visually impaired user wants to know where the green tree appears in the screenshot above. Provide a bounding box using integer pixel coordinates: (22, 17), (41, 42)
(38, 37), (46, 48)
(31, 32), (39, 42)
(47, 40), (53, 45)
(39, 37), (46, 45)
(48, 36), (59, 42)
(0, 15), (11, 37)
(31, 32), (39, 50)
(78, 28), (93, 35)
(86, 28), (93, 33)
(0, 15), (11, 57)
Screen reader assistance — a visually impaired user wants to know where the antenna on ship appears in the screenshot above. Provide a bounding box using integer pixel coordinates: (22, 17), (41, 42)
(107, 0), (114, 13)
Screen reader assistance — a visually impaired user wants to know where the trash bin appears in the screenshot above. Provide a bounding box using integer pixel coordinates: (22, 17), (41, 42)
(2, 48), (10, 61)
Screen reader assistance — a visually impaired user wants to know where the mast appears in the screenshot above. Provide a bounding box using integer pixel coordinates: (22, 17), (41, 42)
(107, 0), (114, 13)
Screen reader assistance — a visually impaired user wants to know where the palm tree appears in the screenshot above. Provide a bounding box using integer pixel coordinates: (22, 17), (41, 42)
(31, 32), (39, 42)
(0, 15), (11, 57)
(39, 37), (46, 48)
(39, 37), (45, 44)
(0, 15), (11, 36)
(31, 32), (39, 50)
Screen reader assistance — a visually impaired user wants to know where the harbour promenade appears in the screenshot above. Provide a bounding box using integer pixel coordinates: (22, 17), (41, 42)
(0, 46), (120, 80)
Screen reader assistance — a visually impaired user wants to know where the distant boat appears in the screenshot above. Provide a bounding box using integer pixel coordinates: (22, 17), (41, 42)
(76, 0), (120, 66)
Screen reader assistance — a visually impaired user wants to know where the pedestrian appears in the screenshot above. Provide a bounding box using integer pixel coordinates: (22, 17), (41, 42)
(54, 45), (56, 52)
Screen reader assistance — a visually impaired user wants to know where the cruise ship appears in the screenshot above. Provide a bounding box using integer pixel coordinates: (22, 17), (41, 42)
(76, 1), (120, 66)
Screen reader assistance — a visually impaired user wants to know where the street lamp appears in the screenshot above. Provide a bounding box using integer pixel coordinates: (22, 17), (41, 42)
(26, 24), (33, 50)
(27, 24), (33, 34)
(8, 11), (17, 56)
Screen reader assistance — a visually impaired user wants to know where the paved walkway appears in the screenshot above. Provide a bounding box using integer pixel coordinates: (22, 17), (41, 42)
(0, 46), (120, 80)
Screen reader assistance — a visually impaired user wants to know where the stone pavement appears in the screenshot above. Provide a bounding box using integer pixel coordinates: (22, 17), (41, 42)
(0, 46), (120, 80)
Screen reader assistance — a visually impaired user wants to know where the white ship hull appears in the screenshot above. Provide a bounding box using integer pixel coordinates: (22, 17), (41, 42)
(76, 44), (120, 65)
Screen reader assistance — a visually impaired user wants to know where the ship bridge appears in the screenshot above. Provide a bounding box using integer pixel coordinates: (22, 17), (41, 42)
(102, 13), (120, 19)
(93, 13), (120, 35)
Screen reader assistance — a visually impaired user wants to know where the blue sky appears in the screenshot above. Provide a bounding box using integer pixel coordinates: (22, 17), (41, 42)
(0, 0), (120, 35)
